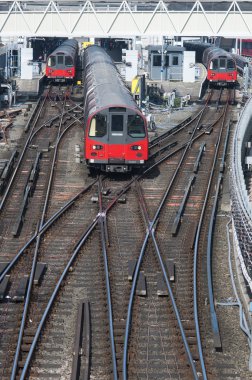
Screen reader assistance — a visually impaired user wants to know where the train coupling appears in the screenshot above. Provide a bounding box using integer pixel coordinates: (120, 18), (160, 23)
(105, 165), (130, 173)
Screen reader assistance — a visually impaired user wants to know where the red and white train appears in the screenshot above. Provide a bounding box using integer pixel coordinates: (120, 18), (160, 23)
(83, 45), (148, 173)
(45, 39), (78, 82)
(184, 41), (237, 87)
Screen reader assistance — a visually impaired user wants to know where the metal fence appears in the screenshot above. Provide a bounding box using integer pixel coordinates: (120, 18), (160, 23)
(231, 96), (252, 293)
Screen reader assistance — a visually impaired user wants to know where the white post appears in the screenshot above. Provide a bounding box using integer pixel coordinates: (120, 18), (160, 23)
(161, 36), (164, 82)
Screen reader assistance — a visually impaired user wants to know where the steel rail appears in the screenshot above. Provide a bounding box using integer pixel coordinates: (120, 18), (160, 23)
(98, 177), (118, 380)
(0, 105), (87, 283)
(19, 217), (99, 380)
(0, 178), (98, 283)
(193, 94), (230, 380)
(11, 95), (83, 380)
(123, 90), (215, 380)
(17, 179), (136, 379)
(0, 94), (47, 211)
(5, 92), (212, 377)
(148, 90), (212, 150)
(149, 110), (203, 149)
(206, 101), (231, 350)
(207, 173), (223, 349)
(122, 114), (208, 379)
(39, 92), (72, 228)
(135, 180), (199, 378)
(14, 116), (205, 379)
(0, 95), (212, 284)
(0, 90), (80, 211)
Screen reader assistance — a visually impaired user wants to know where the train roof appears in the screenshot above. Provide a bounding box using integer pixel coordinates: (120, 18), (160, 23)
(49, 39), (78, 56)
(183, 41), (213, 50)
(147, 45), (184, 52)
(232, 53), (249, 71)
(84, 45), (139, 114)
(204, 46), (234, 59)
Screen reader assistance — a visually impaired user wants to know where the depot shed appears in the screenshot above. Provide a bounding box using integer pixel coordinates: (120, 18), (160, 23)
(147, 45), (184, 81)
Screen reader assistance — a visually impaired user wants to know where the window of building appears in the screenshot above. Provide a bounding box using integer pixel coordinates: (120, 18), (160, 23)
(153, 55), (161, 66)
(172, 56), (179, 65)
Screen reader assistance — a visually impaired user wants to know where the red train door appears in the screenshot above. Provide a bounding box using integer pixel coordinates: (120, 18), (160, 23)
(108, 113), (126, 161)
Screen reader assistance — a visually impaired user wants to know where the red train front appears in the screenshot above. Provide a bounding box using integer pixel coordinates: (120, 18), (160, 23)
(45, 39), (78, 82)
(203, 47), (237, 86)
(83, 46), (148, 173)
(184, 42), (237, 87)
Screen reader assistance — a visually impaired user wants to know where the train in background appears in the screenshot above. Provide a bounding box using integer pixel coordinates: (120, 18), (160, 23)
(240, 39), (252, 58)
(216, 37), (252, 59)
(231, 53), (249, 74)
(45, 39), (78, 83)
(184, 41), (237, 87)
(83, 45), (148, 173)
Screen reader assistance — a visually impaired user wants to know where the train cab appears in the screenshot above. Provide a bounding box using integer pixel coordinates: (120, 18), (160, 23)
(203, 47), (237, 86)
(83, 45), (149, 173)
(85, 107), (148, 172)
(45, 39), (78, 82)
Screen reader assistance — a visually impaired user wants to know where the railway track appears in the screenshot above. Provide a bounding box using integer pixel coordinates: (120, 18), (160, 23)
(0, 87), (243, 379)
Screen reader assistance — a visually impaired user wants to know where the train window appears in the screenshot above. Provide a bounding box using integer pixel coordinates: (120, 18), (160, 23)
(243, 41), (252, 49)
(219, 58), (226, 69)
(172, 56), (179, 66)
(57, 55), (64, 65)
(127, 115), (145, 138)
(210, 59), (218, 70)
(89, 114), (107, 137)
(65, 56), (73, 67)
(227, 59), (235, 69)
(153, 55), (161, 66)
(109, 107), (126, 112)
(48, 56), (56, 67)
(111, 115), (124, 135)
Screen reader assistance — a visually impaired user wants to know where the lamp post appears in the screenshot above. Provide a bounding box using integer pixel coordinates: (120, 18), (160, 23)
(159, 37), (167, 82)
(161, 39), (164, 82)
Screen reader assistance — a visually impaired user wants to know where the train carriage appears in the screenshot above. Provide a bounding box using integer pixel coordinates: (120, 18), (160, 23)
(184, 41), (237, 87)
(45, 39), (78, 82)
(83, 45), (148, 173)
(202, 47), (237, 86)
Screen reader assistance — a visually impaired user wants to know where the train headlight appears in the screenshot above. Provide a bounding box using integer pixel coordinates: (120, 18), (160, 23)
(92, 145), (103, 150)
(131, 145), (142, 150)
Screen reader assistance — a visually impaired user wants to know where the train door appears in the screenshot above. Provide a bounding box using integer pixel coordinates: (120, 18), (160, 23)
(56, 53), (65, 69)
(108, 111), (126, 160)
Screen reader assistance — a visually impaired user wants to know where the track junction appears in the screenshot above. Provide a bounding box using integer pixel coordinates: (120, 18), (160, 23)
(0, 86), (251, 380)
